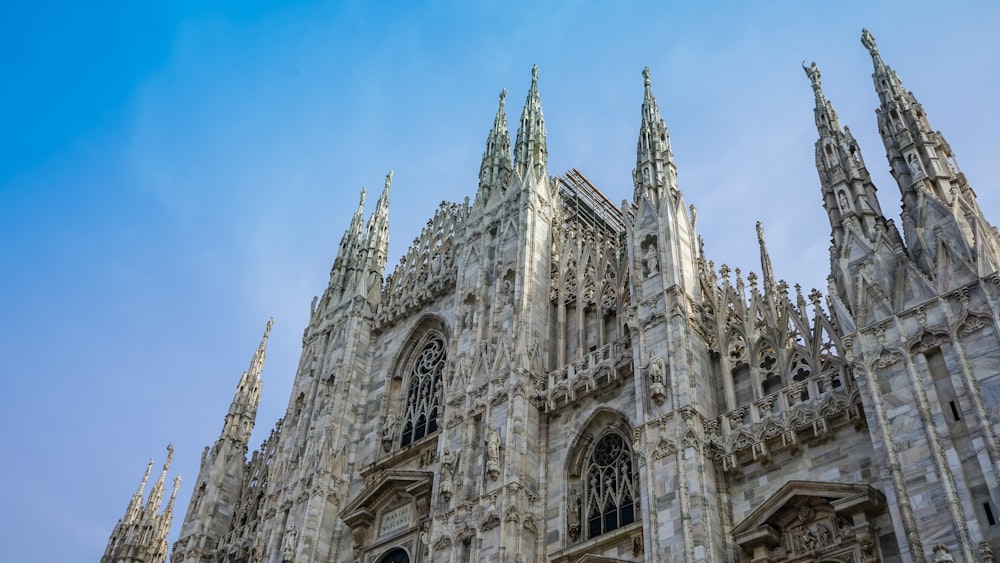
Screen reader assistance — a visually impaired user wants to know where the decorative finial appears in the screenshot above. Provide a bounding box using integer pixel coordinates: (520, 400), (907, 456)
(861, 28), (878, 56)
(385, 170), (393, 189)
(499, 88), (507, 106)
(164, 443), (174, 469)
(531, 64), (538, 83)
(642, 66), (651, 86)
(803, 61), (821, 90)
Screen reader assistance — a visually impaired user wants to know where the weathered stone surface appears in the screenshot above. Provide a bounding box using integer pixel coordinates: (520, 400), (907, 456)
(104, 32), (1000, 563)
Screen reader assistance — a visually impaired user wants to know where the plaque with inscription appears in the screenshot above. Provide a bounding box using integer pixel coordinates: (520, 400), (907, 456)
(378, 504), (412, 537)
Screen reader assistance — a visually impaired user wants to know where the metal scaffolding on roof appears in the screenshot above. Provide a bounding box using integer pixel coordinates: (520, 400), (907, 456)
(555, 168), (630, 236)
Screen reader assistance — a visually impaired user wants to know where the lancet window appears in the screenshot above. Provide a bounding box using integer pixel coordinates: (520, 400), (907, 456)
(400, 334), (446, 447)
(583, 432), (636, 539)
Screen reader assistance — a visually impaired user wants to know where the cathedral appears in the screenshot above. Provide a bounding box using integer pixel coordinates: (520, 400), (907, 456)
(104, 30), (1000, 563)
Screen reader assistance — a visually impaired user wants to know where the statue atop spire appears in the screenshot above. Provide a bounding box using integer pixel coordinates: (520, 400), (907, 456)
(633, 66), (676, 205)
(803, 61), (821, 91)
(513, 65), (547, 182)
(859, 27), (1000, 278)
(479, 88), (512, 197)
(756, 221), (776, 293)
(861, 28), (878, 57)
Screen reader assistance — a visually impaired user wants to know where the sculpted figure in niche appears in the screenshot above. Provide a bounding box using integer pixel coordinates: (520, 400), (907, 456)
(647, 350), (667, 405)
(642, 243), (659, 278)
(439, 447), (456, 500)
(282, 524), (297, 562)
(381, 414), (396, 452)
(908, 152), (924, 179)
(251, 536), (264, 563)
(498, 278), (514, 311)
(440, 448), (456, 478)
(838, 191), (850, 211)
(485, 426), (501, 480)
(567, 491), (581, 540)
(647, 351), (665, 384)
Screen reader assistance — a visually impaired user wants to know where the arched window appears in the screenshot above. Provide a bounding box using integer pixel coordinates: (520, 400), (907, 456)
(378, 547), (409, 563)
(583, 432), (636, 539)
(400, 334), (446, 447)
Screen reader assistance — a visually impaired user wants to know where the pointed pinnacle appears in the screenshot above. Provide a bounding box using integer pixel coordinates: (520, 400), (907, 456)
(163, 443), (174, 471)
(756, 221), (777, 289)
(138, 458), (153, 492)
(356, 188), (366, 214)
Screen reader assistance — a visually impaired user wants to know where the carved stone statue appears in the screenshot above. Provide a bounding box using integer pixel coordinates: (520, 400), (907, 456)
(381, 414), (396, 452)
(647, 350), (667, 405)
(567, 492), (581, 541)
(642, 243), (659, 278)
(282, 524), (297, 562)
(933, 544), (955, 562)
(907, 152), (923, 179)
(485, 427), (501, 481)
(861, 28), (878, 55)
(803, 61), (821, 89)
(439, 448), (456, 501)
(647, 351), (665, 384)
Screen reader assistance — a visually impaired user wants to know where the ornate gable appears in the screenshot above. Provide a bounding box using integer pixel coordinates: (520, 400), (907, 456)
(732, 481), (885, 563)
(341, 470), (433, 558)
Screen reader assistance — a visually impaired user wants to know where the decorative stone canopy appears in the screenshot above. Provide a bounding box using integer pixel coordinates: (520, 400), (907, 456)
(732, 480), (886, 562)
(341, 470), (433, 546)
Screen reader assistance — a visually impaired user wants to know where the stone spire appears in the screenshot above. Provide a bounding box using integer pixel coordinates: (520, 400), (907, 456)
(172, 322), (272, 563)
(633, 66), (677, 206)
(160, 475), (181, 534)
(222, 318), (271, 444)
(329, 188), (367, 293)
(805, 61), (887, 248)
(862, 28), (1000, 277)
(363, 171), (392, 279)
(144, 444), (174, 515)
(126, 457), (154, 522)
(101, 446), (178, 563)
(756, 221), (777, 294)
(512, 65), (547, 183)
(478, 88), (513, 199)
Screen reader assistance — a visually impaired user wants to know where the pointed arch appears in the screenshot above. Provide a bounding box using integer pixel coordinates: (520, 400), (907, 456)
(386, 315), (450, 449)
(564, 409), (638, 543)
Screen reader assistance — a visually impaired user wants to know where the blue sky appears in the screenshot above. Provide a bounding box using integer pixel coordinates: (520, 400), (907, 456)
(1, 2), (997, 560)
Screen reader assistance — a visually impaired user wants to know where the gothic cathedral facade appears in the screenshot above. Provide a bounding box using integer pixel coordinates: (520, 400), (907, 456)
(107, 30), (1000, 563)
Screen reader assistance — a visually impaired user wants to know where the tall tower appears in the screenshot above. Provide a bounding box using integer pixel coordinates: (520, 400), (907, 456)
(172, 319), (272, 562)
(102, 445), (180, 563)
(625, 66), (728, 562)
(862, 29), (1000, 282)
(250, 173), (394, 562)
(818, 31), (1000, 561)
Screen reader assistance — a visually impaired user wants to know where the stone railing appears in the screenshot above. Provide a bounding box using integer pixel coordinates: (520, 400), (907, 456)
(707, 365), (864, 471)
(545, 338), (633, 411)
